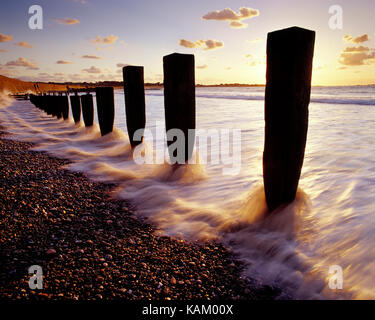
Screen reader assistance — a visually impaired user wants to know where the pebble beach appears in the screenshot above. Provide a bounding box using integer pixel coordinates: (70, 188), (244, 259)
(0, 128), (281, 301)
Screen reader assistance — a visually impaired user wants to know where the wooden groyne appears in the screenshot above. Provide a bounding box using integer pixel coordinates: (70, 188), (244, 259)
(27, 25), (315, 213)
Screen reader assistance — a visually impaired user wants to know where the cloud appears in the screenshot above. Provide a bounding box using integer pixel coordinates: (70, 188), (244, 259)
(54, 18), (80, 25)
(14, 41), (33, 48)
(247, 61), (263, 67)
(82, 66), (101, 73)
(73, 0), (87, 4)
(81, 54), (101, 59)
(197, 64), (208, 69)
(116, 63), (129, 68)
(246, 38), (261, 45)
(338, 46), (375, 66)
(0, 49), (7, 52)
(204, 40), (224, 50)
(202, 7), (259, 28)
(343, 46), (370, 53)
(91, 34), (118, 44)
(0, 66), (17, 77)
(202, 7), (259, 21)
(229, 21), (247, 28)
(343, 34), (369, 44)
(226, 66), (232, 70)
(179, 39), (197, 49)
(0, 33), (13, 42)
(56, 60), (72, 64)
(5, 57), (38, 70)
(179, 39), (224, 50)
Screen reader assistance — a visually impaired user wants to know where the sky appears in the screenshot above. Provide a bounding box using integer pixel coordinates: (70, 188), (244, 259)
(0, 0), (374, 85)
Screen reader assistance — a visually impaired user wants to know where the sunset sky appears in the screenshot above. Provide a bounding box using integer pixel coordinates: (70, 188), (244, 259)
(0, 0), (374, 85)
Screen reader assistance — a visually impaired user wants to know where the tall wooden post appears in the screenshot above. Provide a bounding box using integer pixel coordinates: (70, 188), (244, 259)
(263, 26), (315, 211)
(46, 95), (53, 115)
(70, 93), (81, 123)
(81, 94), (94, 127)
(61, 93), (69, 120)
(163, 53), (196, 163)
(123, 66), (146, 147)
(95, 87), (115, 136)
(56, 95), (62, 119)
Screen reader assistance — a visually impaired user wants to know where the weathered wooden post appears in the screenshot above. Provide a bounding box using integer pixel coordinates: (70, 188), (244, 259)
(41, 94), (47, 112)
(95, 87), (115, 136)
(61, 93), (69, 120)
(80, 94), (94, 127)
(37, 95), (42, 110)
(163, 53), (196, 163)
(56, 94), (63, 119)
(46, 95), (53, 115)
(70, 92), (81, 123)
(50, 95), (56, 117)
(263, 26), (315, 211)
(123, 66), (146, 147)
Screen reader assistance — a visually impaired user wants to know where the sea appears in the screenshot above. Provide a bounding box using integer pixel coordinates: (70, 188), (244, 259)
(1, 85), (375, 299)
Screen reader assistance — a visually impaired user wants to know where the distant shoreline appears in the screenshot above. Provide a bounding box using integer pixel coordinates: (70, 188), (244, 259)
(1, 74), (374, 95)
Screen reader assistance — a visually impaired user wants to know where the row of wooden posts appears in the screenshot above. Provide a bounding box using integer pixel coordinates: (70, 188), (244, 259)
(28, 26), (315, 212)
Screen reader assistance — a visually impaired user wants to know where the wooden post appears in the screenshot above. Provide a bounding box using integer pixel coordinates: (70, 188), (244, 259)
(263, 26), (315, 211)
(55, 95), (63, 119)
(46, 95), (53, 115)
(123, 66), (146, 147)
(70, 93), (81, 123)
(37, 95), (42, 110)
(80, 94), (94, 127)
(95, 87), (115, 136)
(61, 93), (69, 120)
(41, 94), (47, 112)
(163, 53), (196, 163)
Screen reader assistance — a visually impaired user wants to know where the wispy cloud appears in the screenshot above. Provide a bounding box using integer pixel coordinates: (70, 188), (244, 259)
(338, 46), (375, 66)
(202, 7), (259, 29)
(82, 66), (101, 73)
(343, 46), (370, 53)
(339, 34), (374, 66)
(229, 21), (247, 28)
(91, 34), (118, 44)
(0, 49), (7, 52)
(5, 57), (38, 70)
(14, 41), (33, 48)
(81, 54), (101, 59)
(56, 60), (73, 64)
(247, 60), (264, 67)
(0, 33), (13, 42)
(246, 38), (261, 44)
(197, 64), (208, 69)
(343, 34), (369, 44)
(54, 18), (80, 25)
(116, 63), (129, 68)
(179, 39), (224, 50)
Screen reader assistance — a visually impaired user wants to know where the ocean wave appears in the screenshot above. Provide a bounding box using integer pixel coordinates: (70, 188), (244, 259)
(147, 92), (375, 106)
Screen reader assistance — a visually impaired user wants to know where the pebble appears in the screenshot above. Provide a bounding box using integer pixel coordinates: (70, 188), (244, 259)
(46, 248), (56, 255)
(0, 133), (280, 301)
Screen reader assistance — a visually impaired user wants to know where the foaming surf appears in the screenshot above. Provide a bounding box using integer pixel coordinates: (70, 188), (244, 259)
(1, 86), (375, 299)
